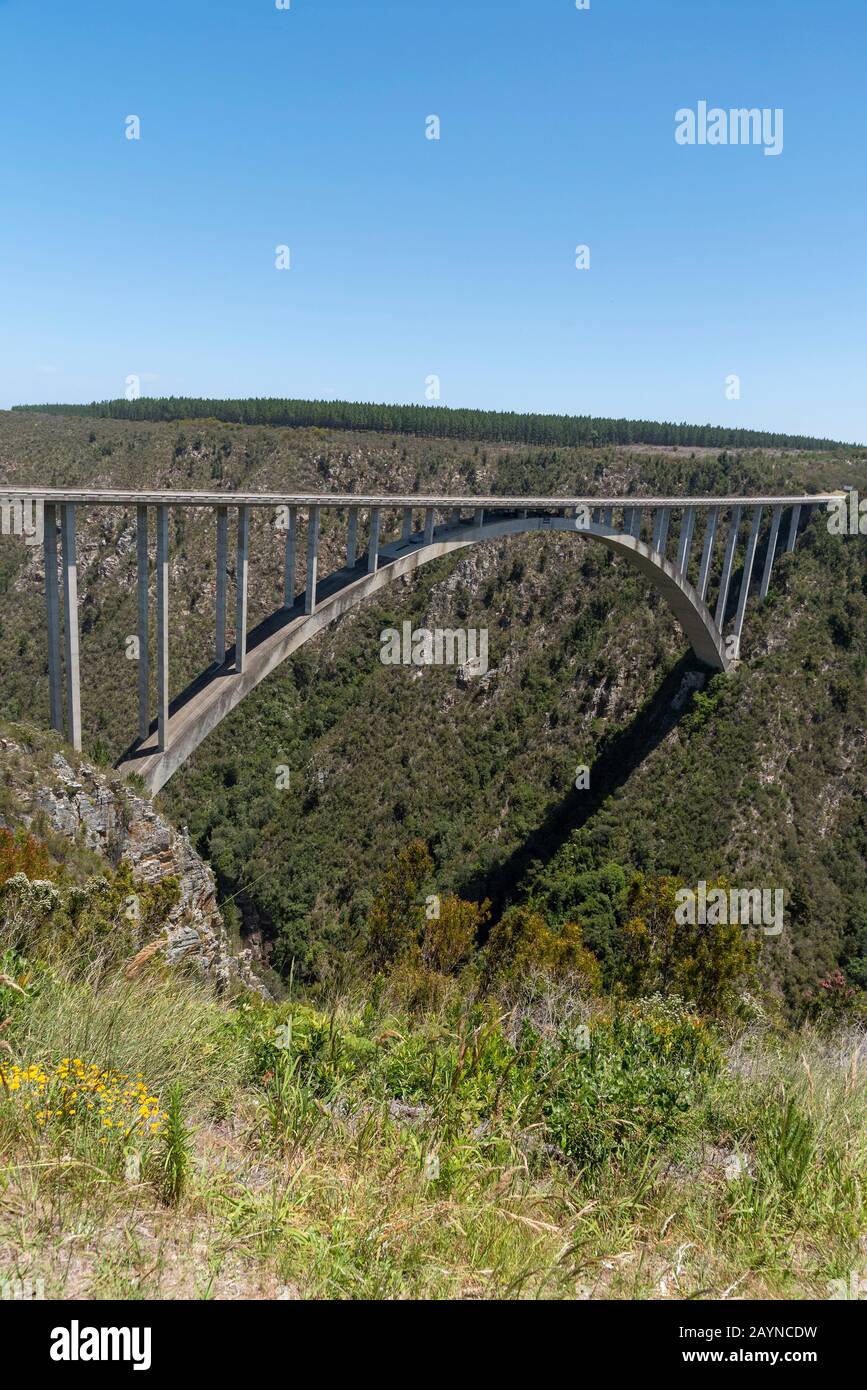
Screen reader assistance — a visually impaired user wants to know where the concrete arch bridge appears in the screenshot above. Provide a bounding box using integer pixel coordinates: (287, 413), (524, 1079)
(0, 488), (833, 792)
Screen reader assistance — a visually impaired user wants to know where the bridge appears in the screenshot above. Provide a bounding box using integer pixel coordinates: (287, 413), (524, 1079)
(0, 488), (835, 793)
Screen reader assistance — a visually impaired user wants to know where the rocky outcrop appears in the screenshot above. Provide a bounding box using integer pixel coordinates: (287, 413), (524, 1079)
(0, 735), (269, 997)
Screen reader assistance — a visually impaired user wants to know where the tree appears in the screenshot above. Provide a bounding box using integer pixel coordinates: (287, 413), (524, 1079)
(365, 839), (432, 970)
(483, 905), (601, 993)
(421, 893), (490, 976)
(620, 874), (759, 1015)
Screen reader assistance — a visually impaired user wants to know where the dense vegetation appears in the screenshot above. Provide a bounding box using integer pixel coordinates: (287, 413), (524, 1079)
(11, 397), (855, 453)
(1, 410), (865, 1014)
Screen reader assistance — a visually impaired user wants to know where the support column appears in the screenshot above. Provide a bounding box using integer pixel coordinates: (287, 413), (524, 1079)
(60, 504), (82, 751)
(733, 506), (764, 642)
(652, 508), (671, 555)
(215, 507), (228, 659)
(235, 505), (249, 673)
(676, 508), (696, 575)
(346, 506), (359, 567)
(43, 503), (63, 733)
(759, 505), (783, 601)
(714, 506), (742, 628)
(282, 506), (297, 609)
(697, 507), (719, 603)
(156, 505), (169, 752)
(786, 504), (801, 551)
(367, 506), (381, 573)
(473, 507), (484, 528)
(450, 508), (461, 526)
(401, 507), (413, 543)
(602, 507), (613, 528)
(423, 508), (435, 545)
(305, 505), (320, 614)
(136, 505), (150, 739)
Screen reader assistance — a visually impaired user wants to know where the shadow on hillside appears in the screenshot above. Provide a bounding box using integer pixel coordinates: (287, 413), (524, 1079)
(461, 651), (715, 912)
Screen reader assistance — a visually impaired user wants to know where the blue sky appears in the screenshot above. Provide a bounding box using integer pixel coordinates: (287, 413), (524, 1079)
(1, 0), (864, 441)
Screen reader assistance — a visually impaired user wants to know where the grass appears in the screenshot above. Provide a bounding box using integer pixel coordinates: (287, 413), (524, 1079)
(0, 937), (864, 1300)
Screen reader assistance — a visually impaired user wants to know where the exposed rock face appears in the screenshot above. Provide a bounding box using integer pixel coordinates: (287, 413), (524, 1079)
(671, 669), (706, 711)
(0, 736), (268, 997)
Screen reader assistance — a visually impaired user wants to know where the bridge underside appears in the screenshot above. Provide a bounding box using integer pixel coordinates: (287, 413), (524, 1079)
(116, 515), (729, 793)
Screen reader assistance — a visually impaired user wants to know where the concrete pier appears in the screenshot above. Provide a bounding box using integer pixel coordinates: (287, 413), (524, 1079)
(715, 506), (743, 627)
(136, 504), (150, 739)
(760, 505), (783, 601)
(652, 508), (670, 556)
(733, 507), (764, 642)
(43, 503), (63, 734)
(676, 508), (697, 575)
(697, 508), (719, 602)
(305, 505), (320, 615)
(156, 505), (169, 752)
(60, 504), (81, 751)
(367, 506), (381, 574)
(215, 507), (228, 660)
(235, 506), (249, 673)
(282, 506), (297, 610)
(346, 506), (358, 567)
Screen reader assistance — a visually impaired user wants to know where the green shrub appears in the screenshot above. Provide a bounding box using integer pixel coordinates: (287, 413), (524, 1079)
(483, 905), (601, 993)
(158, 1082), (191, 1206)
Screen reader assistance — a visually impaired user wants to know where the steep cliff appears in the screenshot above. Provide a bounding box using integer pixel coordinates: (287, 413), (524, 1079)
(0, 725), (268, 995)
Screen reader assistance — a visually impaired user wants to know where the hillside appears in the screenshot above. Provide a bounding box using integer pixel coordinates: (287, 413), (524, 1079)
(0, 738), (865, 1300)
(14, 395), (856, 452)
(0, 409), (865, 1008)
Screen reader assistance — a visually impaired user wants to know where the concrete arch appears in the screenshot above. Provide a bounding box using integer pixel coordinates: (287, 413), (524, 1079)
(117, 513), (729, 793)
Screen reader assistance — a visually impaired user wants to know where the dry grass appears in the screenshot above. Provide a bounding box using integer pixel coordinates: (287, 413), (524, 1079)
(1, 955), (865, 1301)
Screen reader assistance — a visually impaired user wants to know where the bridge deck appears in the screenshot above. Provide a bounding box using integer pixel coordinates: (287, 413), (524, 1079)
(0, 487), (840, 509)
